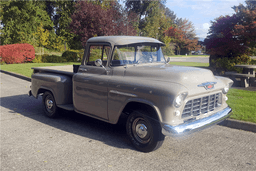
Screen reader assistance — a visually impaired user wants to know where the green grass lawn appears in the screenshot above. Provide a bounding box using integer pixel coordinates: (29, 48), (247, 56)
(0, 62), (80, 78)
(170, 62), (209, 67)
(227, 88), (256, 123)
(168, 55), (209, 57)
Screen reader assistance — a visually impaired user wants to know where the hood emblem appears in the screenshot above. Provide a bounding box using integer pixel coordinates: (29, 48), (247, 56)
(197, 82), (217, 90)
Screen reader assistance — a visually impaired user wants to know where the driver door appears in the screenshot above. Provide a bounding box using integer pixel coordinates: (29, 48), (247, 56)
(73, 44), (111, 120)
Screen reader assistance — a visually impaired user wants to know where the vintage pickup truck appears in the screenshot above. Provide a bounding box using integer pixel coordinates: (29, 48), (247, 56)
(29, 36), (233, 152)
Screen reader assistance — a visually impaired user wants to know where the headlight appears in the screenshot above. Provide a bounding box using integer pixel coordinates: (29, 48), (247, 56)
(174, 92), (188, 108)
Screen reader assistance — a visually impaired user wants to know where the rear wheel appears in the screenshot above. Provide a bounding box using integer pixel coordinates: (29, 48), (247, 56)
(126, 110), (165, 152)
(42, 91), (59, 118)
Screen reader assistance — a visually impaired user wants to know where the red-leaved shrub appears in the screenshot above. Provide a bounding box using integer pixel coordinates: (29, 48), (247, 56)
(0, 44), (35, 64)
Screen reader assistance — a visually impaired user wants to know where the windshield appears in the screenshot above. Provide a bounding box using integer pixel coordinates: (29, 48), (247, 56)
(111, 44), (166, 66)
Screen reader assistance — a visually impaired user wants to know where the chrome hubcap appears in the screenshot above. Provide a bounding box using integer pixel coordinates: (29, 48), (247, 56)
(45, 96), (54, 114)
(132, 117), (151, 144)
(46, 99), (53, 109)
(136, 124), (148, 138)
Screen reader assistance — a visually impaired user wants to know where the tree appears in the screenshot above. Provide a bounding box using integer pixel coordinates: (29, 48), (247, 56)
(38, 0), (81, 50)
(175, 18), (197, 39)
(54, 1), (78, 49)
(70, 1), (113, 47)
(205, 3), (256, 58)
(109, 1), (138, 36)
(204, 15), (241, 57)
(204, 1), (256, 69)
(164, 26), (183, 54)
(34, 22), (50, 55)
(159, 3), (176, 24)
(142, 1), (162, 38)
(232, 4), (256, 55)
(124, 0), (177, 55)
(124, 0), (166, 31)
(165, 19), (200, 55)
(70, 1), (136, 46)
(244, 0), (256, 10)
(133, 0), (171, 41)
(125, 0), (151, 23)
(1, 1), (53, 45)
(35, 23), (49, 47)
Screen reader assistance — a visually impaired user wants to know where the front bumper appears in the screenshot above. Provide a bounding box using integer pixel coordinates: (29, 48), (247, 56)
(162, 106), (232, 136)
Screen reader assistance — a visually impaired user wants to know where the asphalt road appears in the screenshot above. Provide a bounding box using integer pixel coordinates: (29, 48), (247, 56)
(169, 56), (209, 63)
(1, 72), (256, 171)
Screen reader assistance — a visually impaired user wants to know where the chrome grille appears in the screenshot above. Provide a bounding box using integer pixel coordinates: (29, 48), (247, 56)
(182, 93), (222, 118)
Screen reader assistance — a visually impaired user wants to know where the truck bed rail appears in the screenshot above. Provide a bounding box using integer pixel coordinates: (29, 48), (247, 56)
(32, 65), (75, 76)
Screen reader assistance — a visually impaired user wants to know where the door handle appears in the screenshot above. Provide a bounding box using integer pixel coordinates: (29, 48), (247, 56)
(79, 68), (87, 72)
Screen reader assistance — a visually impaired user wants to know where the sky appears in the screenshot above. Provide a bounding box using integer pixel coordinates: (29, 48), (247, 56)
(166, 0), (246, 40)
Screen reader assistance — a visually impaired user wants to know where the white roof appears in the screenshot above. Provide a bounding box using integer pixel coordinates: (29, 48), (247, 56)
(87, 36), (165, 46)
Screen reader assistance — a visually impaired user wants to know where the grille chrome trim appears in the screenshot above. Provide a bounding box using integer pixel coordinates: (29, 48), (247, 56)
(182, 93), (222, 118)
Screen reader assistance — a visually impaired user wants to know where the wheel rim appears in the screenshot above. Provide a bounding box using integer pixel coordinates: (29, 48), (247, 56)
(45, 95), (54, 113)
(136, 124), (148, 138)
(132, 117), (151, 144)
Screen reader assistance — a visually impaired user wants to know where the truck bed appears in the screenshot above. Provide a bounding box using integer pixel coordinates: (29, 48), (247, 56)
(32, 65), (75, 76)
(31, 65), (75, 106)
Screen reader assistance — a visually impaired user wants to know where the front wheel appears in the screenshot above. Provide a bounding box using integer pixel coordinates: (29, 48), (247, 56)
(126, 110), (165, 152)
(42, 91), (59, 118)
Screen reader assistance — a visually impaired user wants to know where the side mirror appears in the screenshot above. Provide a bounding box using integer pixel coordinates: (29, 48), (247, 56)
(95, 59), (103, 67)
(166, 57), (170, 63)
(95, 59), (107, 71)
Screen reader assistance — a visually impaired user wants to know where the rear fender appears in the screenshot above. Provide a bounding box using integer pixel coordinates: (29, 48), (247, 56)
(31, 73), (72, 105)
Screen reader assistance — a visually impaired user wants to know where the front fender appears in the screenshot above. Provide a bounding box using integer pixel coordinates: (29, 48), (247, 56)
(125, 98), (162, 121)
(107, 80), (188, 124)
(108, 97), (163, 124)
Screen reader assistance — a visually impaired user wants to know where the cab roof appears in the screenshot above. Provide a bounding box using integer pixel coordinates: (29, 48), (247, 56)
(87, 36), (165, 46)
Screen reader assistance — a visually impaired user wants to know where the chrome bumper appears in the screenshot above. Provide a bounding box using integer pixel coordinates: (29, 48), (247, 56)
(162, 107), (232, 136)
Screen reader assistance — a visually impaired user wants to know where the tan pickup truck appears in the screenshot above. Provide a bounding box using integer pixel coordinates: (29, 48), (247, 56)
(29, 36), (233, 152)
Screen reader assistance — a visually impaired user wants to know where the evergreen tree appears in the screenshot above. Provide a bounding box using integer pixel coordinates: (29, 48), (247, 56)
(54, 1), (79, 49)
(124, 0), (166, 31)
(1, 1), (53, 45)
(142, 1), (172, 41)
(142, 1), (162, 38)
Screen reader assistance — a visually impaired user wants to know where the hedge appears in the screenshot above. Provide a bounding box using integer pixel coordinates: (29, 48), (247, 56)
(43, 55), (66, 63)
(0, 44), (35, 64)
(62, 51), (79, 62)
(210, 54), (252, 75)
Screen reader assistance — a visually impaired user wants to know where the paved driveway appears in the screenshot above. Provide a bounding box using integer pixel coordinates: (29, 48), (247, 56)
(1, 73), (256, 171)
(169, 56), (209, 63)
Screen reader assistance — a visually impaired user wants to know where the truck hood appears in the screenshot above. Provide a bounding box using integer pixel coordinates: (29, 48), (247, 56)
(124, 64), (217, 88)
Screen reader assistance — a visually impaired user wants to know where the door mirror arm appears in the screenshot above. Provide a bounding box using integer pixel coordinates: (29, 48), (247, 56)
(95, 59), (109, 74)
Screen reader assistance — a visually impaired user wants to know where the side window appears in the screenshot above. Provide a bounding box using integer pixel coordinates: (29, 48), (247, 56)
(87, 45), (111, 66)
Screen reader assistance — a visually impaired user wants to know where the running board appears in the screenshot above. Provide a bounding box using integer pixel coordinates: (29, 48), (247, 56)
(57, 104), (74, 111)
